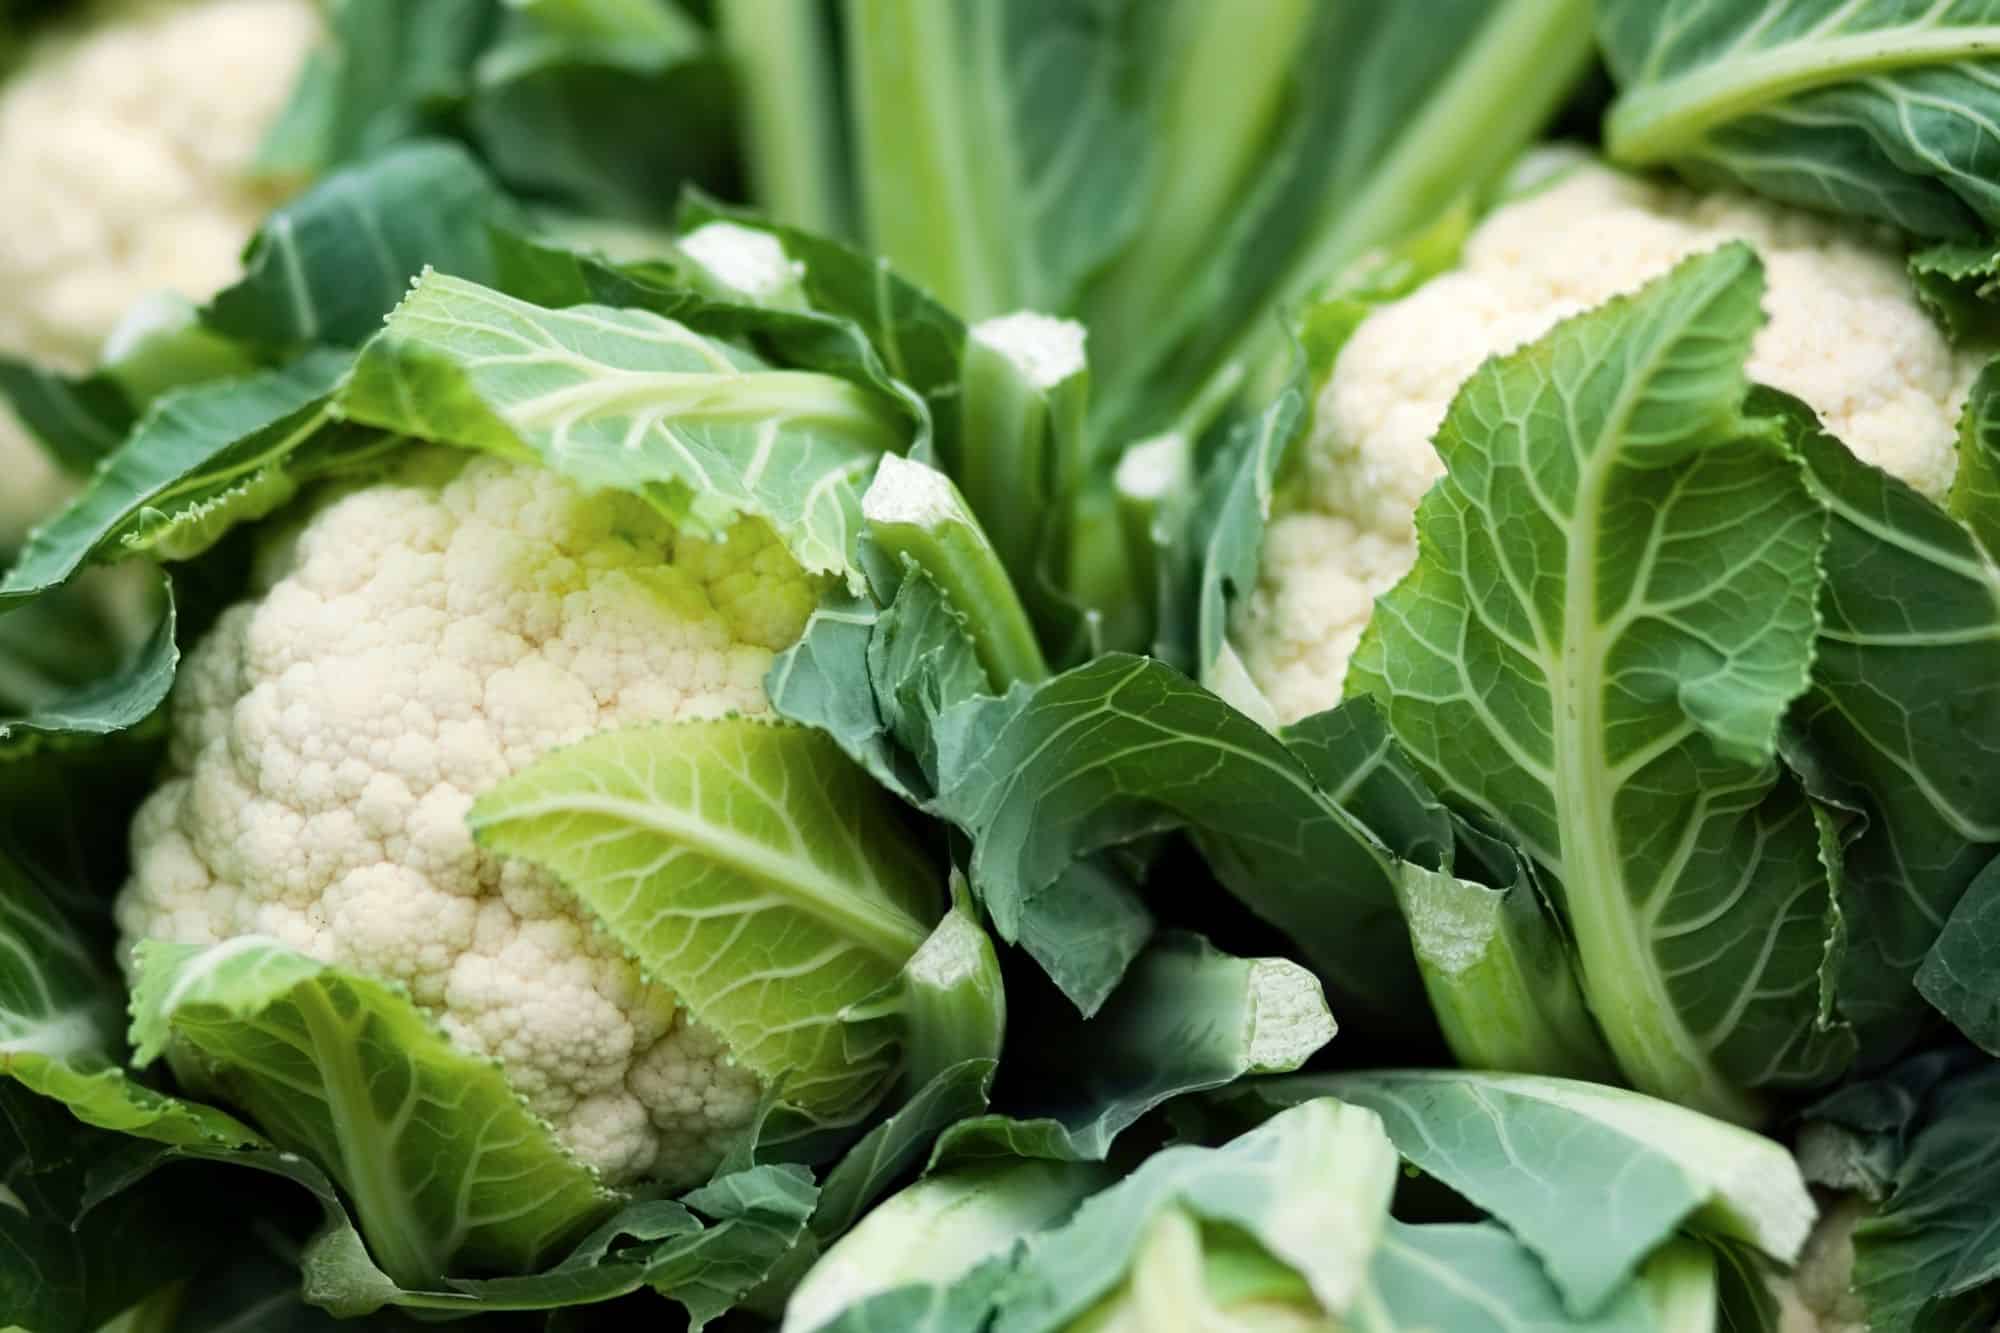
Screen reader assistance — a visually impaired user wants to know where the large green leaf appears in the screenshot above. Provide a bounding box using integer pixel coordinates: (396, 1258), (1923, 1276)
(469, 720), (941, 1131)
(205, 142), (521, 353)
(338, 272), (910, 584)
(1350, 246), (1846, 1122)
(128, 937), (617, 1291)
(1252, 1071), (1814, 1317)
(1775, 387), (2000, 1055)
(928, 654), (1431, 1032)
(0, 352), (366, 606)
(1601, 0), (2000, 238)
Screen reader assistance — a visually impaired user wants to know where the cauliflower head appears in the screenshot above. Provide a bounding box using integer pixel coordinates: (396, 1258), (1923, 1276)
(0, 0), (320, 539)
(1238, 162), (1985, 725)
(115, 456), (827, 1187)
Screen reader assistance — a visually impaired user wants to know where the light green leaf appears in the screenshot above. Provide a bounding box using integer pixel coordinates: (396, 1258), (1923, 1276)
(1355, 1223), (1662, 1333)
(0, 847), (254, 1148)
(993, 1099), (1398, 1333)
(784, 1160), (1107, 1333)
(933, 933), (1335, 1168)
(1260, 1070), (1814, 1317)
(338, 272), (911, 584)
(1601, 0), (2000, 238)
(128, 937), (617, 1291)
(1349, 245), (1844, 1121)
(469, 720), (941, 1131)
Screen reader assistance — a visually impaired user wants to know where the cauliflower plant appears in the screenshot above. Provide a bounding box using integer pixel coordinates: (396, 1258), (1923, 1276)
(0, 0), (320, 539)
(1238, 162), (1986, 725)
(115, 455), (827, 1186)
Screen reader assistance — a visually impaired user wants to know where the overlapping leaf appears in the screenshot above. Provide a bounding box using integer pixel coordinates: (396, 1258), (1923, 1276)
(1350, 246), (1848, 1120)
(1602, 0), (2000, 237)
(338, 273), (909, 584)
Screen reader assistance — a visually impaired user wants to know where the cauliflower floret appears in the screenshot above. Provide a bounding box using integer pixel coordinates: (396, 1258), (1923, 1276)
(116, 458), (818, 1186)
(1240, 163), (1986, 725)
(0, 0), (321, 539)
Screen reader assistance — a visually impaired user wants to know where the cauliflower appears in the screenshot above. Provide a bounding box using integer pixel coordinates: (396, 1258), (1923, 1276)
(1772, 1195), (1867, 1333)
(0, 0), (321, 539)
(1238, 162), (1986, 725)
(114, 456), (827, 1187)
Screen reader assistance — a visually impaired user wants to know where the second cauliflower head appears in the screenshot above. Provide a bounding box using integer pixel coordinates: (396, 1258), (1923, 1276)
(115, 456), (828, 1187)
(1237, 161), (1986, 726)
(0, 0), (321, 538)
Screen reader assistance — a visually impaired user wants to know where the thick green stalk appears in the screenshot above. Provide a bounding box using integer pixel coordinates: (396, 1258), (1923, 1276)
(1393, 864), (1618, 1083)
(844, 0), (1007, 316)
(715, 0), (852, 237)
(1081, 0), (1316, 364)
(956, 313), (1091, 622)
(863, 454), (1049, 689)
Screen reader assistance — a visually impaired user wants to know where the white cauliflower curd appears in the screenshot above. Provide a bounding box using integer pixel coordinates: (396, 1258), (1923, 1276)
(115, 456), (827, 1187)
(1238, 162), (1986, 725)
(0, 0), (321, 538)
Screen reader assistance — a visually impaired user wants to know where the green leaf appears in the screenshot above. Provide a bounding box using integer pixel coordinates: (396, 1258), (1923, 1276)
(0, 352), (361, 605)
(1349, 245), (1844, 1121)
(0, 359), (134, 472)
(933, 933), (1335, 1168)
(1911, 241), (2000, 344)
(931, 654), (1429, 1032)
(993, 1098), (1398, 1332)
(1952, 358), (2000, 561)
(1775, 387), (2000, 1056)
(765, 570), (1154, 1015)
(784, 1161), (1108, 1333)
(469, 720), (941, 1132)
(1255, 1070), (1814, 1317)
(0, 582), (176, 758)
(1356, 1222), (1662, 1333)
(256, 0), (494, 173)
(1601, 0), (2000, 238)
(205, 141), (522, 353)
(1919, 854), (2000, 1051)
(1807, 1054), (2000, 1332)
(338, 272), (911, 584)
(128, 937), (617, 1291)
(0, 846), (256, 1148)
